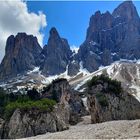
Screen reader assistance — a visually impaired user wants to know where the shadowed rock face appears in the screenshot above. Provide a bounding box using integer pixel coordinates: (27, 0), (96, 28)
(2, 106), (69, 139)
(78, 1), (140, 72)
(40, 27), (72, 76)
(0, 33), (42, 80)
(42, 78), (88, 123)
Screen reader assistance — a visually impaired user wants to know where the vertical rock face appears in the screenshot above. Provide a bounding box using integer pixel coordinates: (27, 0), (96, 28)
(112, 1), (139, 22)
(87, 92), (140, 124)
(3, 107), (69, 139)
(42, 78), (88, 124)
(78, 1), (140, 72)
(40, 28), (72, 76)
(42, 78), (71, 103)
(0, 33), (42, 80)
(87, 75), (140, 124)
(112, 1), (140, 59)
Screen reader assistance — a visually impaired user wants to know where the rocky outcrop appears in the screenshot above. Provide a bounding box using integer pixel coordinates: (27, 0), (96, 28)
(42, 78), (88, 124)
(88, 92), (140, 124)
(3, 104), (69, 139)
(0, 33), (42, 80)
(87, 75), (140, 124)
(40, 28), (72, 76)
(68, 57), (80, 76)
(69, 91), (88, 125)
(42, 78), (71, 103)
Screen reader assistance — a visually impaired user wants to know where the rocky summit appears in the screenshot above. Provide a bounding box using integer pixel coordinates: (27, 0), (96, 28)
(40, 27), (72, 76)
(0, 33), (42, 81)
(78, 1), (140, 72)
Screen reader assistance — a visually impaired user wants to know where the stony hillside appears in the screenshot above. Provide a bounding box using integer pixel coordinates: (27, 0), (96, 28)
(70, 60), (140, 102)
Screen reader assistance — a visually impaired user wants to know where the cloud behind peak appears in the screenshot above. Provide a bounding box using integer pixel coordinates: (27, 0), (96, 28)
(0, 0), (47, 62)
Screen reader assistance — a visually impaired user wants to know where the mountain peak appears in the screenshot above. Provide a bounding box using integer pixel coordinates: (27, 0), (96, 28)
(49, 27), (60, 38)
(41, 27), (72, 76)
(112, 0), (139, 21)
(0, 33), (42, 80)
(95, 10), (101, 16)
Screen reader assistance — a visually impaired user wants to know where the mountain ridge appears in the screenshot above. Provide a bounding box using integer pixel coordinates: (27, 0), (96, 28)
(1, 1), (140, 81)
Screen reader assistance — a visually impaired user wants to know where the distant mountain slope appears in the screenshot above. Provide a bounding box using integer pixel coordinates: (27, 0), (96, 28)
(70, 60), (140, 102)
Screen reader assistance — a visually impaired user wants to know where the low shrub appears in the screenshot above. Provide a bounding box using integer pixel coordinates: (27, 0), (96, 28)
(87, 74), (122, 95)
(4, 98), (56, 119)
(96, 93), (108, 107)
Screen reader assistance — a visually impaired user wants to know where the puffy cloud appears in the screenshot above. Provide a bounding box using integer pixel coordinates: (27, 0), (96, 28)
(0, 0), (47, 62)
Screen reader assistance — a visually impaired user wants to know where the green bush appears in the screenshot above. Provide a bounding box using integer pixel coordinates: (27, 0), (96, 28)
(4, 98), (56, 119)
(96, 93), (108, 107)
(87, 74), (122, 95)
(87, 74), (111, 88)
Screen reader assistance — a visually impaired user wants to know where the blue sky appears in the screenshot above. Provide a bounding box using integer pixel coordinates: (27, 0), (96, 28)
(27, 1), (140, 47)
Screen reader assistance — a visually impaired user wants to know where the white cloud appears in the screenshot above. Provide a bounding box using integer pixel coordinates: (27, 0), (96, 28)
(0, 0), (47, 62)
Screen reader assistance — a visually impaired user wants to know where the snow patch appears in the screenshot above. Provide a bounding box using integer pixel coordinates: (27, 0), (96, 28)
(114, 15), (120, 18)
(17, 86), (26, 90)
(71, 45), (79, 54)
(90, 51), (94, 55)
(41, 65), (71, 85)
(71, 60), (76, 64)
(111, 53), (117, 56)
(82, 97), (88, 110)
(41, 75), (58, 85)
(130, 85), (140, 102)
(27, 67), (40, 74)
(78, 61), (90, 76)
(89, 41), (98, 46)
(79, 88), (86, 92)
